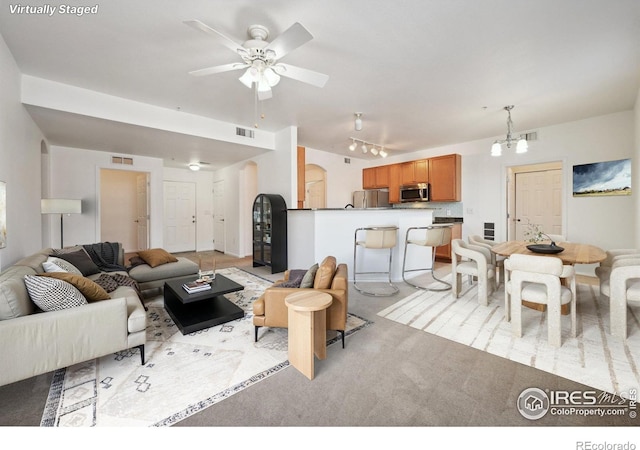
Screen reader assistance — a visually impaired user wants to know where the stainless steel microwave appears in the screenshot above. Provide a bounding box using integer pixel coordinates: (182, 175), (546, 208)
(400, 183), (429, 202)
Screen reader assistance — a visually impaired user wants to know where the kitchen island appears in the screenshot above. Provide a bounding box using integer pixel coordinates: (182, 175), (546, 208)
(287, 208), (440, 282)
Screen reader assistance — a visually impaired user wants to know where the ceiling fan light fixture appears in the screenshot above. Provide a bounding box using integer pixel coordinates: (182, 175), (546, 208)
(188, 163), (201, 171)
(239, 69), (254, 88)
(263, 67), (280, 86)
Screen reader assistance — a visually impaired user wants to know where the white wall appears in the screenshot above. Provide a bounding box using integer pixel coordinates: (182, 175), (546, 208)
(304, 147), (369, 208)
(45, 146), (165, 249)
(635, 88), (640, 248)
(0, 33), (45, 269)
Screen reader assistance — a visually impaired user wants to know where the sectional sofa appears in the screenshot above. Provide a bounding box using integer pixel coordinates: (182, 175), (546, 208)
(0, 244), (198, 387)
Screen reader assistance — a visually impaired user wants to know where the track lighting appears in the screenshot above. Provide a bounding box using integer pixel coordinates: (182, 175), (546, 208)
(347, 138), (390, 158)
(491, 105), (529, 157)
(354, 112), (363, 131)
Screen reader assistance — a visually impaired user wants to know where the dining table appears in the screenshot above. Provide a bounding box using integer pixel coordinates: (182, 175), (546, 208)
(490, 240), (607, 314)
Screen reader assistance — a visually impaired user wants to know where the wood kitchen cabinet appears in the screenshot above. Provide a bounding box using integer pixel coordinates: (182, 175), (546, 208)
(435, 223), (462, 262)
(362, 165), (390, 189)
(401, 159), (429, 185)
(388, 163), (401, 203)
(429, 154), (461, 202)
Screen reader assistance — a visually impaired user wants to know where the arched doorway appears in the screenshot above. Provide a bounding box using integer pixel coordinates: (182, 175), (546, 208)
(304, 164), (326, 209)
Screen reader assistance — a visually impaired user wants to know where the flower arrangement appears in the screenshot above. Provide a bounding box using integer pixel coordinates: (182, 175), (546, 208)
(524, 223), (545, 243)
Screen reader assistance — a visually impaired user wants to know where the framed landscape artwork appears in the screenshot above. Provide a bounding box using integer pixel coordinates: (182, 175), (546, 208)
(572, 158), (631, 197)
(0, 181), (6, 248)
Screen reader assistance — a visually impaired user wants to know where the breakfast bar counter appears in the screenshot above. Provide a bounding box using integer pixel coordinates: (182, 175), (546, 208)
(287, 208), (436, 282)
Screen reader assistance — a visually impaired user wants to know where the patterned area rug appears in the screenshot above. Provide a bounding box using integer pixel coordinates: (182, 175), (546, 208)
(378, 276), (639, 397)
(40, 267), (371, 427)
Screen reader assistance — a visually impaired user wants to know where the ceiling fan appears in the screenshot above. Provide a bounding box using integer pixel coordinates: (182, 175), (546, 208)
(184, 19), (329, 100)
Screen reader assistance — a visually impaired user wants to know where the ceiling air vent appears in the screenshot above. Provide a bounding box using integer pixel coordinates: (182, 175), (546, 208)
(112, 156), (133, 165)
(236, 127), (255, 138)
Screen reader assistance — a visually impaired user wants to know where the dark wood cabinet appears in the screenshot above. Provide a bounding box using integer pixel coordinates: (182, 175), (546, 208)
(252, 193), (287, 273)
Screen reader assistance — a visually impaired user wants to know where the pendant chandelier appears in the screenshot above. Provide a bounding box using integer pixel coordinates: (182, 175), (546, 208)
(491, 105), (528, 156)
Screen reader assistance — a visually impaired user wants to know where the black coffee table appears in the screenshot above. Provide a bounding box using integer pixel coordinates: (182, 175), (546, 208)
(164, 274), (245, 334)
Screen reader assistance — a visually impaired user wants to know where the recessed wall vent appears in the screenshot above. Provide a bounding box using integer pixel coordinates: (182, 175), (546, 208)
(483, 222), (495, 241)
(112, 156), (133, 165)
(524, 131), (538, 141)
(236, 127), (255, 138)
(344, 157), (351, 164)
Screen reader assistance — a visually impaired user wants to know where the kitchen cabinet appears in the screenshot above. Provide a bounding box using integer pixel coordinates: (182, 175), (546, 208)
(435, 222), (462, 262)
(362, 165), (390, 189)
(252, 193), (287, 273)
(401, 159), (429, 185)
(429, 154), (461, 202)
(388, 163), (401, 203)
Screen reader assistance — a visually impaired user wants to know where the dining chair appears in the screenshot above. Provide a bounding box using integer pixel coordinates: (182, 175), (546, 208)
(504, 254), (576, 347)
(597, 253), (640, 339)
(595, 249), (640, 297)
(468, 235), (505, 286)
(451, 239), (496, 305)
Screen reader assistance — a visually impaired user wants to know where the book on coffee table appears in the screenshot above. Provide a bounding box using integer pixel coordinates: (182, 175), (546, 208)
(183, 280), (211, 294)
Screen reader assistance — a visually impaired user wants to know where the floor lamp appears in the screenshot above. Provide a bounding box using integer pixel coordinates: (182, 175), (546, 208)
(41, 199), (82, 248)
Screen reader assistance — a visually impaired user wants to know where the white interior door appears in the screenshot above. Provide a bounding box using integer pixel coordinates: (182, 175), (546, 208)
(163, 181), (196, 253)
(514, 169), (563, 240)
(213, 180), (225, 253)
(135, 173), (149, 251)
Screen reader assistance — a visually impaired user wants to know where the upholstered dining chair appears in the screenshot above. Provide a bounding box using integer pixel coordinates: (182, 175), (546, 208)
(596, 252), (640, 339)
(451, 239), (496, 305)
(468, 235), (505, 286)
(504, 254), (576, 347)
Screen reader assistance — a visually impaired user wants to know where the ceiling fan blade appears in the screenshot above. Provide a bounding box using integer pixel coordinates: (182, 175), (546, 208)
(184, 19), (244, 54)
(188, 63), (248, 77)
(265, 22), (313, 59)
(273, 63), (329, 88)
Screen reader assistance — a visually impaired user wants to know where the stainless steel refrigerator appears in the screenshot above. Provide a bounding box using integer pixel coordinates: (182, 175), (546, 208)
(352, 190), (390, 208)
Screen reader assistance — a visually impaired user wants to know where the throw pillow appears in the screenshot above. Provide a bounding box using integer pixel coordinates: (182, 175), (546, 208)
(38, 272), (111, 302)
(300, 263), (319, 288)
(50, 245), (84, 255)
(136, 248), (178, 268)
(24, 275), (88, 311)
(52, 249), (100, 276)
(43, 256), (83, 275)
(314, 256), (337, 289)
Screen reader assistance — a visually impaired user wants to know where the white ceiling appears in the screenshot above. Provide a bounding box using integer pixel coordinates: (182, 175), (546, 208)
(1, 0), (639, 169)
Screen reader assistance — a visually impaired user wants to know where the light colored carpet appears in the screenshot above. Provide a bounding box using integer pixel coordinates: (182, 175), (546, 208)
(378, 276), (640, 397)
(40, 267), (370, 427)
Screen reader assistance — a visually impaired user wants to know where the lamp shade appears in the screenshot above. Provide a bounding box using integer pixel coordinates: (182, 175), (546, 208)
(41, 199), (82, 214)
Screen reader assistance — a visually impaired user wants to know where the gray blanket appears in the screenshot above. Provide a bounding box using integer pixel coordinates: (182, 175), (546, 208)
(83, 242), (126, 272)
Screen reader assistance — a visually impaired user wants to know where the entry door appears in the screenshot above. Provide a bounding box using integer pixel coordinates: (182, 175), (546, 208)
(213, 180), (225, 252)
(135, 173), (149, 251)
(163, 181), (196, 253)
(514, 169), (563, 240)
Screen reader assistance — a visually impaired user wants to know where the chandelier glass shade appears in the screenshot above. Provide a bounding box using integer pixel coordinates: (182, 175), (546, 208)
(491, 105), (528, 157)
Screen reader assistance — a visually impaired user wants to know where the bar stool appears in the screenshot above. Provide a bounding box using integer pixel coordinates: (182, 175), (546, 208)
(353, 225), (399, 296)
(402, 224), (452, 291)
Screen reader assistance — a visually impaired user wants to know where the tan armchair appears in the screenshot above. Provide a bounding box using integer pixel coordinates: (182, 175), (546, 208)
(252, 256), (349, 347)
